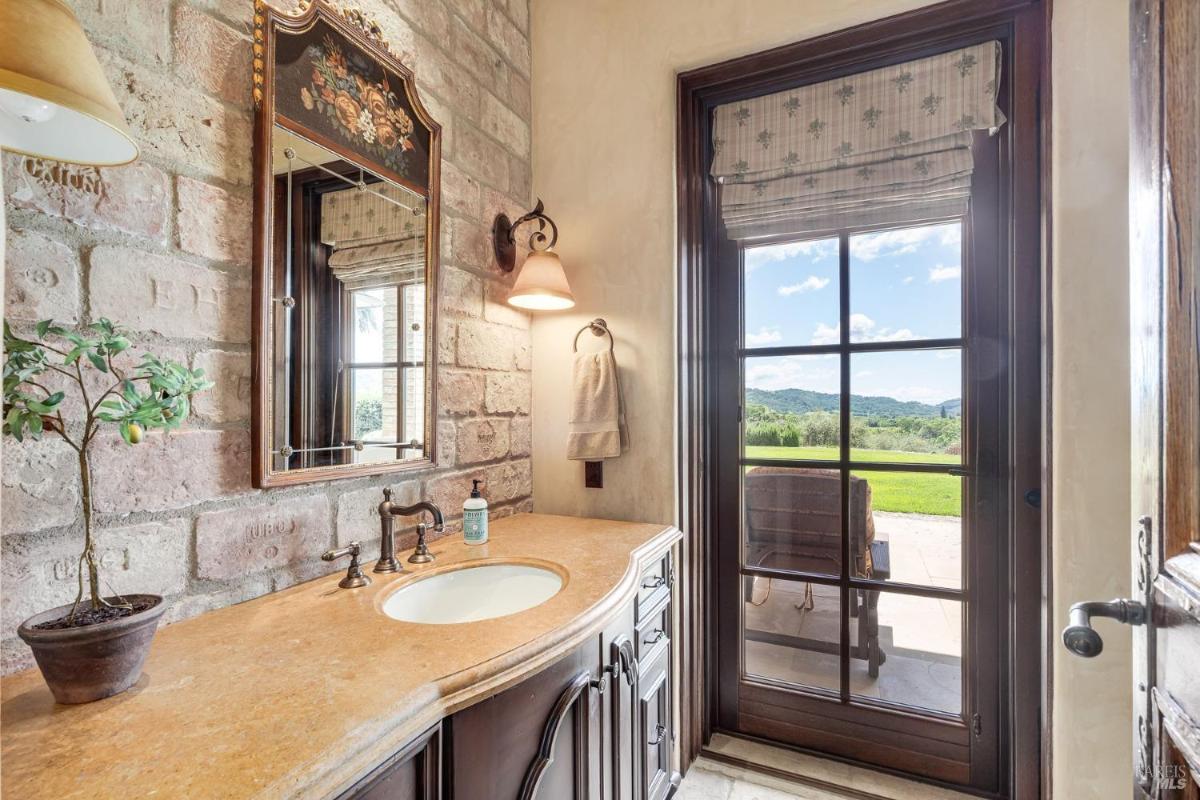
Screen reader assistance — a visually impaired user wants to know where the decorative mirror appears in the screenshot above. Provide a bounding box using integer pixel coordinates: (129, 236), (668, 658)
(252, 0), (440, 487)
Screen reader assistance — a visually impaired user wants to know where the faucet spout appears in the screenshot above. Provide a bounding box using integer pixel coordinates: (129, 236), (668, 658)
(375, 490), (446, 572)
(390, 500), (445, 532)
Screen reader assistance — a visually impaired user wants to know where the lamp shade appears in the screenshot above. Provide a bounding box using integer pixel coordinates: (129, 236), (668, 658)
(0, 0), (137, 165)
(507, 250), (576, 310)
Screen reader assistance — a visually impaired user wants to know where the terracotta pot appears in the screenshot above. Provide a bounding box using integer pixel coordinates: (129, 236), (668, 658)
(17, 595), (166, 704)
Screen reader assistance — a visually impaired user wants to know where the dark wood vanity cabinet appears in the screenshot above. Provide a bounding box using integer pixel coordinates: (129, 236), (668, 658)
(338, 549), (678, 800)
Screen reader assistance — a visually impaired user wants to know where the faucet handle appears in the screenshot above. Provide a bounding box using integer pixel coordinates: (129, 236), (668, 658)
(322, 542), (372, 589)
(408, 523), (435, 564)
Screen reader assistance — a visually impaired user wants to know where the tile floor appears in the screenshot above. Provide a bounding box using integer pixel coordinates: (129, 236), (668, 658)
(676, 759), (853, 800)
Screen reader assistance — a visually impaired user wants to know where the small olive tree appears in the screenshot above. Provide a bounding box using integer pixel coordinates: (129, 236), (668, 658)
(3, 319), (213, 622)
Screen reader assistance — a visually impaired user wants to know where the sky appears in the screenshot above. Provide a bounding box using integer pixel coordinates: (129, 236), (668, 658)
(743, 221), (963, 406)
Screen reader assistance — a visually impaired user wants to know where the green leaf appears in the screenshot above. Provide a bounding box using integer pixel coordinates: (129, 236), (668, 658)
(86, 351), (109, 373)
(119, 421), (133, 445)
(35, 320), (52, 339)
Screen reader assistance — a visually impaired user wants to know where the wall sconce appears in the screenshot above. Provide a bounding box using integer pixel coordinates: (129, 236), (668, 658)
(0, 0), (138, 165)
(493, 199), (576, 310)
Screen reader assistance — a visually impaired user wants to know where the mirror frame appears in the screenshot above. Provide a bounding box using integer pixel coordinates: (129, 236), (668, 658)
(251, 0), (441, 488)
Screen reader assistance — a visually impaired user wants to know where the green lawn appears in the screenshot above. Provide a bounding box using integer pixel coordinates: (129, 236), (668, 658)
(744, 446), (962, 517)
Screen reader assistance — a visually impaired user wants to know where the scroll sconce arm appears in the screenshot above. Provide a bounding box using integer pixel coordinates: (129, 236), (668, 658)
(492, 198), (559, 272)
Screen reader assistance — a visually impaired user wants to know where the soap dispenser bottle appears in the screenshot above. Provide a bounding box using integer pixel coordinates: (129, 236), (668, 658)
(463, 479), (488, 545)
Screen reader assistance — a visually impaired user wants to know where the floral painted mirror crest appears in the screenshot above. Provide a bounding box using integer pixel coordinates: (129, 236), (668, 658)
(252, 0), (441, 487)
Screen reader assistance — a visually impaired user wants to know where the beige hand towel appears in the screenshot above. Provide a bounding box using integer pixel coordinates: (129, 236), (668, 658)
(567, 350), (628, 460)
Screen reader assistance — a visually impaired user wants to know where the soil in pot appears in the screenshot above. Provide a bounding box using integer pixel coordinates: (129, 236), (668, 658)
(32, 596), (158, 630)
(18, 594), (167, 705)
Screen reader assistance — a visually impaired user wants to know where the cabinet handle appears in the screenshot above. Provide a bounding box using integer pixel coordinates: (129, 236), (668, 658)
(648, 723), (667, 746)
(642, 575), (665, 590)
(643, 628), (666, 646)
(590, 672), (608, 696)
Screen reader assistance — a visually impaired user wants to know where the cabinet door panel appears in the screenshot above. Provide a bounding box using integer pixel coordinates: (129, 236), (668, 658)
(639, 658), (672, 800)
(336, 724), (440, 800)
(450, 640), (600, 800)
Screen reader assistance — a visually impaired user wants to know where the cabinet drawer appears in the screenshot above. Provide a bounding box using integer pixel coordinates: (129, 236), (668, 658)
(635, 596), (670, 667)
(636, 551), (672, 620)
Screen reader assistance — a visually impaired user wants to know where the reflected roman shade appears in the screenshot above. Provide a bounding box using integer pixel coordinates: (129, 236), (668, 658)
(321, 183), (425, 288)
(711, 42), (1005, 240)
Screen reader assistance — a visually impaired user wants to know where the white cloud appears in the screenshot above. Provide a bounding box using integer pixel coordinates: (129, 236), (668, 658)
(745, 327), (782, 346)
(849, 227), (935, 261)
(939, 224), (962, 248)
(928, 263), (962, 283)
(811, 313), (917, 345)
(744, 238), (837, 273)
(745, 356), (839, 393)
(855, 370), (874, 378)
(778, 275), (830, 296)
(902, 276), (915, 284)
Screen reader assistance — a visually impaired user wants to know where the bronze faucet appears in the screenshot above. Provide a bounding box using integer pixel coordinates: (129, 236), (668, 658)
(375, 488), (446, 572)
(321, 542), (371, 589)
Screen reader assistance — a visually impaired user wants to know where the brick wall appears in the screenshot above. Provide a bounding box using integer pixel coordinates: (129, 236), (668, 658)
(1, 0), (534, 674)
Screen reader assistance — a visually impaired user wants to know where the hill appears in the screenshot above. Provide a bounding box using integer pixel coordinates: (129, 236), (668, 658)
(746, 387), (961, 418)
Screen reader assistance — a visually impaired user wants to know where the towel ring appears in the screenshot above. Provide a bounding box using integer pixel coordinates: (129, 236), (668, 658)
(573, 318), (614, 353)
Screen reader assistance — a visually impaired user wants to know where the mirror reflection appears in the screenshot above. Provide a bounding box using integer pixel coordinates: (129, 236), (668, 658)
(269, 126), (429, 472)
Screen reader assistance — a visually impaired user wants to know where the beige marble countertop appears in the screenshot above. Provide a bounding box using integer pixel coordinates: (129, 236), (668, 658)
(1, 513), (680, 799)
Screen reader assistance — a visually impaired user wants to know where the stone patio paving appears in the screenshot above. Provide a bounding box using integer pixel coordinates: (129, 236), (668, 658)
(744, 511), (963, 715)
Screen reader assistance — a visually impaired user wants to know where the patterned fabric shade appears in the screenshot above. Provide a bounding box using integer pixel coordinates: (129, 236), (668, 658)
(320, 182), (425, 287)
(711, 42), (1004, 239)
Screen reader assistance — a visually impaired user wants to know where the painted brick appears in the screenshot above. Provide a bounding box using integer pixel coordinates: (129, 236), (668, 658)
(91, 429), (254, 514)
(439, 317), (458, 366)
(5, 229), (80, 324)
(177, 177), (253, 265)
(335, 481), (420, 548)
(439, 370), (485, 415)
(191, 0), (255, 26)
(423, 458), (530, 512)
(1, 437), (80, 536)
(450, 217), (491, 271)
(483, 278), (530, 329)
(485, 372), (531, 414)
(1, 519), (189, 634)
(481, 90), (530, 157)
(508, 69), (531, 122)
(442, 161), (481, 218)
(437, 419), (457, 467)
(173, 5), (253, 107)
(163, 576), (273, 626)
(391, 0), (451, 42)
(452, 16), (506, 86)
(72, 0), (172, 67)
(89, 246), (251, 343)
(101, 50), (253, 185)
(454, 122), (510, 190)
(510, 415), (531, 458)
(3, 155), (169, 242)
(456, 417), (510, 463)
(192, 350), (252, 423)
(196, 494), (329, 580)
(455, 0), (488, 32)
(507, 0), (529, 35)
(457, 319), (518, 370)
(441, 266), (484, 317)
(486, 4), (530, 78)
(415, 41), (481, 120)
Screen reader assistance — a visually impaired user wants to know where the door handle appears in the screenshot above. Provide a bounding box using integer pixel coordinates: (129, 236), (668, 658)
(1062, 598), (1147, 658)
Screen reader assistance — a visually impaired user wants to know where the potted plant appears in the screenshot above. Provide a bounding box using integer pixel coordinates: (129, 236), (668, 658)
(3, 318), (212, 704)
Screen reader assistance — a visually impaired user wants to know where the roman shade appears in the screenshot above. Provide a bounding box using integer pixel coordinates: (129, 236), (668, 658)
(321, 182), (426, 287)
(711, 42), (1004, 240)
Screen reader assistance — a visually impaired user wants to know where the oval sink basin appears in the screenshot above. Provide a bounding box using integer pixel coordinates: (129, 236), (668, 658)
(381, 563), (564, 624)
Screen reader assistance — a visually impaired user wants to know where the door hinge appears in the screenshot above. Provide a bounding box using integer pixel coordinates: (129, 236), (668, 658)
(1137, 515), (1152, 592)
(971, 712), (982, 737)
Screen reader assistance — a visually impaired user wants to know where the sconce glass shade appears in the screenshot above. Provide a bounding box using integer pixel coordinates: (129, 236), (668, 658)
(0, 0), (138, 165)
(507, 250), (576, 310)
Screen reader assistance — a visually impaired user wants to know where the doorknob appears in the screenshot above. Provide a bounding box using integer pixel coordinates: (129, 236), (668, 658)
(1062, 599), (1147, 658)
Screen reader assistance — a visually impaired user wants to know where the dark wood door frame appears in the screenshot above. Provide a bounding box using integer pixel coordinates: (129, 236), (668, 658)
(675, 1), (1050, 797)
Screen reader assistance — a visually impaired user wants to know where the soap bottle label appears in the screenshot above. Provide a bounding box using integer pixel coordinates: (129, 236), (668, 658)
(464, 509), (488, 544)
